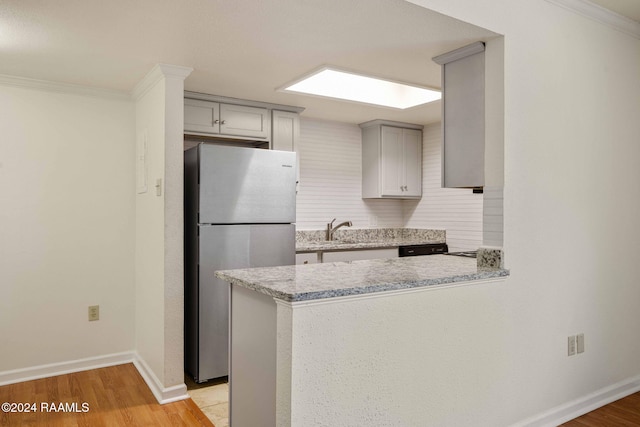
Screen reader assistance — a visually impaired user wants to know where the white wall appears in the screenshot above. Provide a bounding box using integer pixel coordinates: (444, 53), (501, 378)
(0, 80), (135, 371)
(404, 123), (484, 251)
(133, 65), (191, 399)
(0, 65), (190, 400)
(404, 0), (640, 424)
(282, 280), (512, 426)
(283, 1), (640, 424)
(134, 74), (167, 385)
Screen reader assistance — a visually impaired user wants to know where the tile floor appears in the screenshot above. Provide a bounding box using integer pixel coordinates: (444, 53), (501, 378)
(185, 375), (229, 427)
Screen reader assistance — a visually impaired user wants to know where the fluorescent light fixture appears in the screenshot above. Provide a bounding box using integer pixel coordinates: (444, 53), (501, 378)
(281, 67), (440, 109)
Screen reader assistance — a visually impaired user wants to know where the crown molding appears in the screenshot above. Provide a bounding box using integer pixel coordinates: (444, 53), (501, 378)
(0, 74), (130, 100)
(132, 64), (193, 101)
(546, 0), (640, 39)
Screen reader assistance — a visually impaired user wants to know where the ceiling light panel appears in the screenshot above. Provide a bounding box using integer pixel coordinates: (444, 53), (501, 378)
(282, 68), (441, 109)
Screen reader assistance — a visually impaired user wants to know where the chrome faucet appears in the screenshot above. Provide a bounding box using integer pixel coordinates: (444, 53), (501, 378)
(326, 218), (353, 241)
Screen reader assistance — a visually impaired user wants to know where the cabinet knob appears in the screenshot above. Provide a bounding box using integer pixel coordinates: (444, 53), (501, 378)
(303, 261), (309, 264)
(221, 120), (226, 125)
(213, 119), (220, 124)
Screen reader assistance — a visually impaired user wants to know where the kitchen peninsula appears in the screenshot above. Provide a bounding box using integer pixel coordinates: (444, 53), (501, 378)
(216, 254), (509, 426)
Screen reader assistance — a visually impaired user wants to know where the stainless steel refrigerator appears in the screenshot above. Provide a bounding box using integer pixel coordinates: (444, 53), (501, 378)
(184, 143), (296, 383)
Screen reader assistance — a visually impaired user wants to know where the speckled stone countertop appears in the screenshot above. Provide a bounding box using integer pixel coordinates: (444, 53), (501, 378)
(296, 228), (445, 252)
(215, 255), (509, 302)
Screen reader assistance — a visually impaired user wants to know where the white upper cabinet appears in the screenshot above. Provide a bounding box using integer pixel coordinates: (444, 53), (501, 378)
(271, 110), (301, 191)
(184, 98), (269, 140)
(361, 120), (423, 199)
(184, 93), (304, 146)
(220, 104), (270, 139)
(184, 99), (221, 134)
(271, 110), (300, 152)
(400, 128), (422, 197)
(433, 42), (485, 189)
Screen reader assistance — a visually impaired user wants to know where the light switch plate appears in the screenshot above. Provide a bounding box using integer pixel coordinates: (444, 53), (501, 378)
(568, 335), (576, 356)
(88, 305), (99, 321)
(577, 333), (585, 354)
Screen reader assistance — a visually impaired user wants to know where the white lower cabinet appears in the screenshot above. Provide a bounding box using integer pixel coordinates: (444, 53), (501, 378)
(296, 253), (319, 265)
(322, 248), (398, 263)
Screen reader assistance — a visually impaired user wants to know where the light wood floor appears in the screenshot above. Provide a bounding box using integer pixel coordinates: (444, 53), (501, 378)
(561, 392), (640, 426)
(0, 363), (213, 427)
(2, 364), (638, 426)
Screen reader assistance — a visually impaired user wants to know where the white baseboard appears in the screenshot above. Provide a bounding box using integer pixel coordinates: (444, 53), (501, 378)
(512, 374), (640, 427)
(0, 351), (189, 406)
(132, 353), (189, 404)
(0, 351), (135, 387)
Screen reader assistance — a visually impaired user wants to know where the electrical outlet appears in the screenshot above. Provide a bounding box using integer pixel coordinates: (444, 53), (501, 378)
(568, 335), (576, 356)
(88, 305), (100, 321)
(577, 333), (585, 354)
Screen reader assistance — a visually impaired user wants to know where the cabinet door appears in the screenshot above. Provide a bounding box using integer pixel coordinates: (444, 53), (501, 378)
(271, 110), (299, 152)
(272, 110), (301, 191)
(440, 49), (485, 188)
(296, 252), (318, 265)
(402, 129), (422, 197)
(220, 104), (269, 139)
(380, 126), (404, 197)
(184, 99), (220, 134)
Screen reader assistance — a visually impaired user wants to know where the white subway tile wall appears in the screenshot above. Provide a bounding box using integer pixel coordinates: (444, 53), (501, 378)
(296, 118), (485, 252)
(296, 118), (404, 229)
(482, 186), (504, 247)
(403, 123), (484, 252)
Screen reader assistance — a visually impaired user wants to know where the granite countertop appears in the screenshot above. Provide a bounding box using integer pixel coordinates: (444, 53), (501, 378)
(295, 228), (446, 252)
(215, 255), (509, 303)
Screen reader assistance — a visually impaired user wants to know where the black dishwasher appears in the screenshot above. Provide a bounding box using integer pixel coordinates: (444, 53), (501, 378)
(398, 243), (448, 257)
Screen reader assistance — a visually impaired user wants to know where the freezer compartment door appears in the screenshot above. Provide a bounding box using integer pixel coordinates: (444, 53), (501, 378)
(197, 224), (295, 381)
(199, 144), (296, 224)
